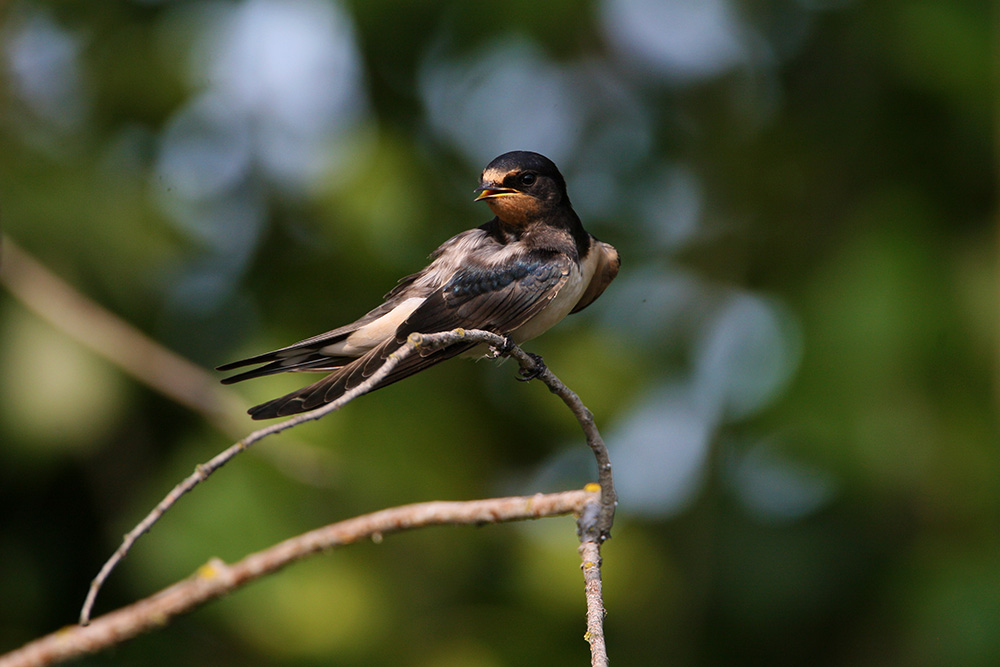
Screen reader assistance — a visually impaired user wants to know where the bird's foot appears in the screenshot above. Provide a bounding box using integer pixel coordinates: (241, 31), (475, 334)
(516, 353), (546, 382)
(490, 337), (545, 381)
(488, 336), (518, 360)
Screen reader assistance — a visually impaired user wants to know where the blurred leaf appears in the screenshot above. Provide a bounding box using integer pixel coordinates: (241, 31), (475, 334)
(0, 306), (127, 456)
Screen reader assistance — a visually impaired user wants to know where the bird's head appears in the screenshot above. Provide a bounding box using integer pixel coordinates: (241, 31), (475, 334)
(474, 151), (569, 227)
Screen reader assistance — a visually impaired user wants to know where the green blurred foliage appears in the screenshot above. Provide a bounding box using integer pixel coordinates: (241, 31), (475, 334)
(0, 1), (996, 665)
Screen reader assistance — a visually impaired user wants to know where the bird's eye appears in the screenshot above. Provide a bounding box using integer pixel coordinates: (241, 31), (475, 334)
(519, 172), (536, 186)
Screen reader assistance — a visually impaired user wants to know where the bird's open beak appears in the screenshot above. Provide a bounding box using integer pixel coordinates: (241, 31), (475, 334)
(474, 185), (518, 201)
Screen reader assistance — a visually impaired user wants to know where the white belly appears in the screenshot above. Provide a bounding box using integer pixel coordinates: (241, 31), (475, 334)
(320, 297), (424, 357)
(511, 265), (584, 343)
(512, 247), (602, 343)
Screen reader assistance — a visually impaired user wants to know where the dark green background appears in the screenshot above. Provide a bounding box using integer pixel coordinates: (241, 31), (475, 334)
(0, 1), (995, 665)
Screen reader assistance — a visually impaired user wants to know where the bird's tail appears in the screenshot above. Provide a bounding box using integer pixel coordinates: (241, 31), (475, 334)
(246, 338), (475, 419)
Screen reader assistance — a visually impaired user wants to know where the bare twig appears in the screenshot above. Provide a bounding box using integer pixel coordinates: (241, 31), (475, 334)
(496, 338), (618, 538)
(78, 328), (459, 624)
(80, 328), (617, 627)
(577, 486), (609, 666)
(1, 241), (619, 660)
(0, 489), (598, 667)
(2, 237), (616, 664)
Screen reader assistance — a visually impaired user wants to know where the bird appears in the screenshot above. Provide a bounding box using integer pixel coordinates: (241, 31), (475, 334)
(217, 151), (620, 420)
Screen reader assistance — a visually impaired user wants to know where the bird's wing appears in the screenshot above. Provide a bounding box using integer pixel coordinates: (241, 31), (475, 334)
(401, 252), (573, 338)
(245, 252), (573, 419)
(216, 232), (492, 384)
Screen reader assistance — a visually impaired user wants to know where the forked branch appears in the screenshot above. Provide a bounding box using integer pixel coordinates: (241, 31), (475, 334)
(0, 490), (600, 667)
(0, 244), (617, 667)
(79, 328), (617, 628)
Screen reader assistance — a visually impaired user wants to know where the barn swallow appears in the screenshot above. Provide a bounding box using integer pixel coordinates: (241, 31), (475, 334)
(218, 151), (620, 419)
